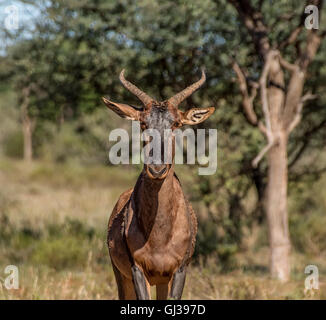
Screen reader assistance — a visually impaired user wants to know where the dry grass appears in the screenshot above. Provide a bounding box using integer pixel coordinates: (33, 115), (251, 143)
(1, 263), (325, 300)
(0, 158), (137, 228)
(0, 158), (325, 300)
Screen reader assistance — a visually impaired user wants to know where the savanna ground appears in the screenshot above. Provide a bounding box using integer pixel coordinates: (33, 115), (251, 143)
(0, 158), (325, 300)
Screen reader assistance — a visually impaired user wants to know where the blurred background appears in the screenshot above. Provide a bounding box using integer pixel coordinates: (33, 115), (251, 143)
(0, 0), (325, 299)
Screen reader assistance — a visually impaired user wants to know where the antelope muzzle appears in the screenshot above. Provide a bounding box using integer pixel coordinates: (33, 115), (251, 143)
(146, 164), (169, 179)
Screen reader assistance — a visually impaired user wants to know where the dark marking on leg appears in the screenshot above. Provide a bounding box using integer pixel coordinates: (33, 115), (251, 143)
(170, 266), (187, 299)
(131, 265), (149, 300)
(112, 262), (125, 299)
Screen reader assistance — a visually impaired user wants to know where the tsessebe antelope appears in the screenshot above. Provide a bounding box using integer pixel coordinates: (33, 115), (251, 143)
(103, 69), (214, 300)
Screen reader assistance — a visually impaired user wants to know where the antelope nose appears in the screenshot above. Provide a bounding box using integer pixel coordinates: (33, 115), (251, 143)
(148, 165), (167, 178)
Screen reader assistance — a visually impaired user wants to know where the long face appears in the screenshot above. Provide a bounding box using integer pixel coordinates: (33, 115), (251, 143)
(140, 103), (181, 179)
(103, 69), (215, 180)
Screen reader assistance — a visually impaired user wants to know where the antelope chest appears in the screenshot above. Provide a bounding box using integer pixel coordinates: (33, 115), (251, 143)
(126, 212), (192, 285)
(133, 243), (188, 285)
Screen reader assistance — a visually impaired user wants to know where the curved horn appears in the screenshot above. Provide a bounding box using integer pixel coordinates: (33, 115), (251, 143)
(168, 68), (206, 108)
(119, 69), (153, 107)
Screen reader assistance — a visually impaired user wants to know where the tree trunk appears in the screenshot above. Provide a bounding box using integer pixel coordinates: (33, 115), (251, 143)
(22, 113), (33, 162)
(21, 86), (34, 162)
(266, 131), (290, 281)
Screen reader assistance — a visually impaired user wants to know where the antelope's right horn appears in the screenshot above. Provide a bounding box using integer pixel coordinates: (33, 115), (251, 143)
(119, 69), (154, 108)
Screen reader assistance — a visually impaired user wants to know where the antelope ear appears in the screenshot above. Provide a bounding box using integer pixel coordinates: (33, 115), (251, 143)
(180, 107), (215, 125)
(102, 97), (140, 120)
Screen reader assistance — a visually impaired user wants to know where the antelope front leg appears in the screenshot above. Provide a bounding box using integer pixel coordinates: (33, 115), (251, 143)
(170, 266), (187, 299)
(131, 265), (150, 300)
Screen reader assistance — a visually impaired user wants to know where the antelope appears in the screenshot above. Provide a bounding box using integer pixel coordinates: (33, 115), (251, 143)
(103, 69), (214, 300)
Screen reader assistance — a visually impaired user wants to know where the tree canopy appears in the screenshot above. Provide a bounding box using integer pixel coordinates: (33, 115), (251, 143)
(1, 0), (326, 270)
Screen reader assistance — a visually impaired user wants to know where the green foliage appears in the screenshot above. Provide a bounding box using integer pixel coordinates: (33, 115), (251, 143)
(289, 176), (326, 255)
(195, 217), (238, 271)
(290, 212), (326, 255)
(0, 0), (325, 270)
(2, 130), (24, 159)
(0, 212), (98, 269)
(46, 218), (96, 240)
(31, 236), (90, 270)
(37, 109), (113, 164)
(195, 219), (219, 258)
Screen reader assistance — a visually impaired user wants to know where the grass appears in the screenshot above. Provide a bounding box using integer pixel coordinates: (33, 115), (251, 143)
(0, 158), (325, 299)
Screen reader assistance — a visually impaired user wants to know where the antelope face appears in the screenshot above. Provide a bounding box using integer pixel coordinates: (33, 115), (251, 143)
(103, 69), (215, 180)
(140, 102), (180, 179)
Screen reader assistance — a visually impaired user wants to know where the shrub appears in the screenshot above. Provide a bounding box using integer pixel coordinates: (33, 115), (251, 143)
(290, 212), (326, 255)
(194, 218), (238, 271)
(2, 130), (24, 159)
(31, 236), (90, 270)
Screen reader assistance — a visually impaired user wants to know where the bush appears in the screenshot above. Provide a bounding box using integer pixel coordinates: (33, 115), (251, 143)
(31, 236), (90, 270)
(0, 213), (98, 268)
(2, 130), (24, 158)
(290, 212), (326, 255)
(194, 218), (238, 271)
(37, 110), (111, 165)
(47, 217), (96, 240)
(289, 177), (326, 255)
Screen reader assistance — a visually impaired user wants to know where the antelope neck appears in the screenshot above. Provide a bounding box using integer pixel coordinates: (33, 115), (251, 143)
(133, 166), (176, 238)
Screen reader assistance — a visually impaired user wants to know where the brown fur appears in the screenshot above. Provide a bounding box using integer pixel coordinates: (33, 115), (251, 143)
(107, 167), (197, 299)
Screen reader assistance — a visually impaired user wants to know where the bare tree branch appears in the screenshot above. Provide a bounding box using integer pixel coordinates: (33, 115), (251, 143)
(278, 54), (299, 73)
(279, 0), (322, 51)
(232, 60), (257, 123)
(252, 139), (276, 168)
(278, 9), (305, 50)
(281, 0), (323, 130)
(227, 0), (270, 58)
(298, 0), (323, 71)
(289, 118), (326, 168)
(259, 51), (277, 134)
(287, 92), (318, 133)
(231, 59), (268, 137)
(252, 50), (279, 167)
(280, 27), (302, 50)
(271, 12), (297, 31)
